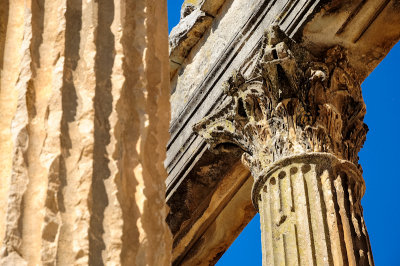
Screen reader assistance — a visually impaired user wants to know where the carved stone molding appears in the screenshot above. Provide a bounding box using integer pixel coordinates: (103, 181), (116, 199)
(193, 25), (368, 181)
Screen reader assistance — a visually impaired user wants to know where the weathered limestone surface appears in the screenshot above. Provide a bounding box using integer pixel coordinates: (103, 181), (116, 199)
(169, 0), (227, 77)
(255, 154), (372, 266)
(166, 0), (400, 264)
(194, 26), (374, 265)
(169, 0), (260, 121)
(169, 9), (213, 70)
(0, 0), (171, 265)
(302, 0), (400, 80)
(194, 26), (368, 172)
(170, 161), (255, 265)
(181, 172), (255, 266)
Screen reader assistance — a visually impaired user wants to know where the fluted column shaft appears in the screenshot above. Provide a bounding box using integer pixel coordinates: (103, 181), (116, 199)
(252, 153), (372, 266)
(0, 0), (171, 265)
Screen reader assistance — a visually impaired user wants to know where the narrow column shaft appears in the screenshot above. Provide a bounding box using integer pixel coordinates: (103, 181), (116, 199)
(253, 154), (373, 266)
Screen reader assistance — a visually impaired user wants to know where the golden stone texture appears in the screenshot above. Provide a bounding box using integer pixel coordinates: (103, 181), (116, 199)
(0, 0), (171, 265)
(254, 154), (372, 266)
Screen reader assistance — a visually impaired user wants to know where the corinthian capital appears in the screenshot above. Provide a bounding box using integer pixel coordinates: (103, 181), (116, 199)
(193, 26), (368, 179)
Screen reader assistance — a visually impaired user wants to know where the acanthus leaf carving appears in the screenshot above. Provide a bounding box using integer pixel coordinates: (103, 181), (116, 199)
(193, 26), (368, 179)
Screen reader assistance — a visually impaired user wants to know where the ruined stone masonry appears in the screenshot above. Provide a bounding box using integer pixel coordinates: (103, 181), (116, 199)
(1, 0), (400, 265)
(0, 0), (171, 265)
(167, 0), (400, 264)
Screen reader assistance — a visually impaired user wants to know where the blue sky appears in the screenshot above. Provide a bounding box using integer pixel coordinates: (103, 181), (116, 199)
(168, 1), (400, 265)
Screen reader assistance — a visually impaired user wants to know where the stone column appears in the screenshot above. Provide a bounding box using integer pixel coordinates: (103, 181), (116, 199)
(194, 26), (373, 265)
(0, 0), (171, 265)
(253, 153), (372, 266)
